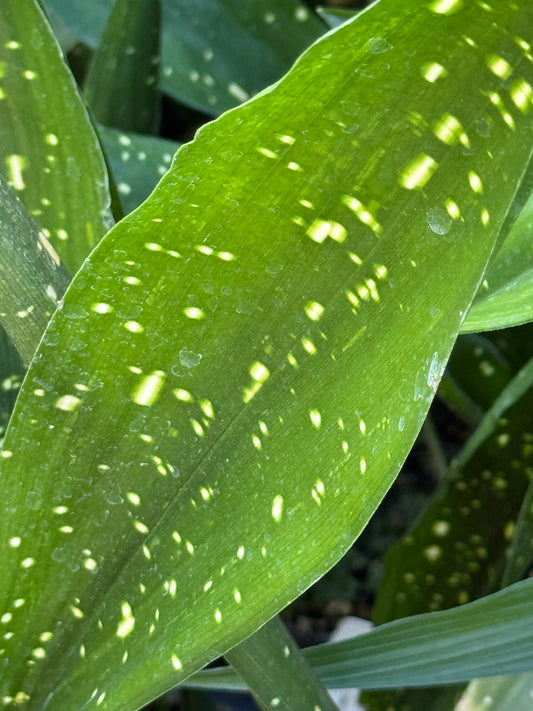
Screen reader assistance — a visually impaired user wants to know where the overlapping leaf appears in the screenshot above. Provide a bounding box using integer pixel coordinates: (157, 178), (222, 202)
(189, 579), (533, 691)
(0, 0), (114, 273)
(84, 0), (161, 133)
(1, 2), (532, 710)
(464, 193), (533, 332)
(42, 0), (324, 114)
(98, 126), (179, 214)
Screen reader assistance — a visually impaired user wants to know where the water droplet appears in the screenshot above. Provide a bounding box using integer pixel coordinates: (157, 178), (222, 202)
(63, 304), (89, 320)
(179, 348), (202, 368)
(340, 98), (360, 116)
(427, 207), (452, 235)
(25, 491), (43, 510)
(105, 490), (124, 505)
(475, 117), (492, 138)
(51, 547), (66, 563)
(365, 37), (392, 54)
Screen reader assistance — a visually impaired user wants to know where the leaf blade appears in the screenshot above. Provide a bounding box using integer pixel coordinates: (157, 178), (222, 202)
(1, 2), (533, 709)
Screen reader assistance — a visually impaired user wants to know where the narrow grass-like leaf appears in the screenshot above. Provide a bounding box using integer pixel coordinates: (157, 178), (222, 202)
(84, 0), (161, 133)
(0, 0), (114, 273)
(43, 0), (324, 114)
(1, 3), (532, 710)
(457, 356), (533, 466)
(0, 174), (71, 365)
(225, 617), (338, 711)
(98, 126), (179, 213)
(463, 194), (533, 332)
(501, 479), (533, 587)
(188, 579), (533, 691)
(440, 334), (512, 425)
(456, 673), (533, 711)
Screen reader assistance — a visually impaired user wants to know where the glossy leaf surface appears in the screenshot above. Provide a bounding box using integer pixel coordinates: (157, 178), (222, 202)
(0, 0), (113, 273)
(1, 2), (532, 710)
(374, 355), (533, 623)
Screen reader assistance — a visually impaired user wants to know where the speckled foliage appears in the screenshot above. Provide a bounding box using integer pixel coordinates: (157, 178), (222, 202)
(0, 0), (532, 710)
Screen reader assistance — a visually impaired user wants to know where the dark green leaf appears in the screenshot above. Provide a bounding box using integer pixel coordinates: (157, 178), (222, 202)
(43, 0), (325, 114)
(98, 125), (179, 214)
(84, 0), (161, 133)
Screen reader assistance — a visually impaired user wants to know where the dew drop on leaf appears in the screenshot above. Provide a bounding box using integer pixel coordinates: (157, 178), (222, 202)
(427, 207), (452, 235)
(179, 348), (202, 368)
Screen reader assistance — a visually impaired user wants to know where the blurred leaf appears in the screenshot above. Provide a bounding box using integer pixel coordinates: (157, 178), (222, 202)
(463, 192), (533, 332)
(1, 2), (532, 709)
(0, 174), (71, 364)
(365, 355), (533, 710)
(225, 617), (338, 711)
(84, 0), (161, 133)
(439, 334), (512, 426)
(188, 579), (533, 691)
(43, 0), (325, 115)
(0, 0), (114, 273)
(98, 125), (179, 213)
(455, 673), (533, 711)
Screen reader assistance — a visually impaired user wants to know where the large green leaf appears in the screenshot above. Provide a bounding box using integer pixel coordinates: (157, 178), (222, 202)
(189, 579), (533, 691)
(84, 0), (161, 133)
(1, 2), (532, 710)
(0, 0), (114, 273)
(43, 0), (324, 114)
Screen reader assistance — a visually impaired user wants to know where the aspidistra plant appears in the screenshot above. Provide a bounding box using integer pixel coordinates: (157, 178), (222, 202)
(0, 0), (532, 710)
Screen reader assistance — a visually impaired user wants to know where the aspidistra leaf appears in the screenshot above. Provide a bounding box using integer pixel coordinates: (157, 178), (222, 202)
(0, 0), (114, 273)
(463, 193), (533, 332)
(189, 579), (533, 691)
(0, 174), (71, 364)
(43, 0), (325, 114)
(84, 0), (161, 134)
(1, 2), (532, 710)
